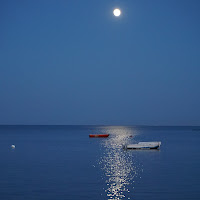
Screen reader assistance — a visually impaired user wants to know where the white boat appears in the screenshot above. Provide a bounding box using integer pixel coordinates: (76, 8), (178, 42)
(123, 141), (161, 150)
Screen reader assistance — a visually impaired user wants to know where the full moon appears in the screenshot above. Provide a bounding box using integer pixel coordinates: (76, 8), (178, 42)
(113, 8), (121, 17)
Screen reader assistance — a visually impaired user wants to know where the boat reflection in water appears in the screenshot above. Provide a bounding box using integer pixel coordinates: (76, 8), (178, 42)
(98, 126), (143, 200)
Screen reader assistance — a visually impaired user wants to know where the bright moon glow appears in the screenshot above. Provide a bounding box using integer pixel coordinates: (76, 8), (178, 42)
(113, 9), (121, 17)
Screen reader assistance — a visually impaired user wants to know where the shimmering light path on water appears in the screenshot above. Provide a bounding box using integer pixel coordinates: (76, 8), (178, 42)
(98, 126), (142, 199)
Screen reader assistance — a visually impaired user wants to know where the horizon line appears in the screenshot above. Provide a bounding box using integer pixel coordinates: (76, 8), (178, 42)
(0, 124), (200, 127)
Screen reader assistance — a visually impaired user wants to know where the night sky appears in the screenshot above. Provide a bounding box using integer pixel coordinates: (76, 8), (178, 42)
(0, 0), (200, 125)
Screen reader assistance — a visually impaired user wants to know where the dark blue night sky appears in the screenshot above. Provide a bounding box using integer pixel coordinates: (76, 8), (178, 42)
(0, 0), (200, 125)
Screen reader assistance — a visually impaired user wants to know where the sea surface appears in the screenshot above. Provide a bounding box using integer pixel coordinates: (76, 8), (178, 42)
(0, 125), (199, 200)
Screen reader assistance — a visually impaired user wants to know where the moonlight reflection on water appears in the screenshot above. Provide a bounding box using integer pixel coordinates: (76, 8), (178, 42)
(99, 127), (143, 200)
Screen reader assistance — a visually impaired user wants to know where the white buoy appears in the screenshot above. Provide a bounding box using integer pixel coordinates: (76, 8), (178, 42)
(11, 144), (15, 149)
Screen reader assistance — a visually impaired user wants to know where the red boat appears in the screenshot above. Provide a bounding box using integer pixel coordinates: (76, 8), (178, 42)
(89, 134), (109, 138)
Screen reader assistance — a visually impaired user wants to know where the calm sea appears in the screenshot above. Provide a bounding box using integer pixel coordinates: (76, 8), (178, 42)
(0, 125), (199, 200)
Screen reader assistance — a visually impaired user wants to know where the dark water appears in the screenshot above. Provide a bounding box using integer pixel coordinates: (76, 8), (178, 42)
(0, 125), (199, 200)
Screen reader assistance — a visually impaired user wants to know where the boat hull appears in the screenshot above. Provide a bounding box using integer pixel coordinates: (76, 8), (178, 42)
(89, 134), (109, 138)
(125, 145), (160, 150)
